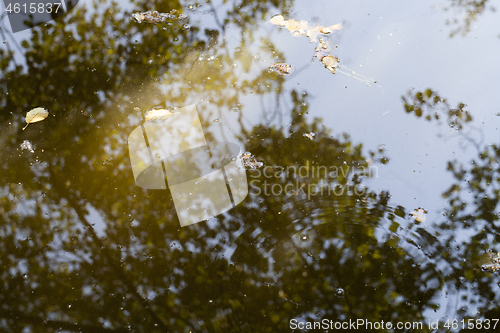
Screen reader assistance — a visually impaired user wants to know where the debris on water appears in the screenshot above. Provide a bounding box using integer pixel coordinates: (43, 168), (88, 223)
(269, 14), (341, 42)
(304, 132), (315, 140)
(132, 11), (163, 23)
(23, 107), (49, 130)
(102, 157), (113, 165)
(306, 24), (342, 43)
(134, 107), (140, 112)
(144, 108), (174, 122)
(313, 38), (341, 74)
(269, 16), (379, 87)
(132, 10), (187, 24)
(314, 45), (378, 85)
(482, 252), (500, 272)
(482, 263), (500, 272)
(242, 152), (263, 169)
(269, 15), (341, 76)
(410, 208), (427, 224)
(321, 55), (340, 74)
(336, 65), (380, 87)
(20, 140), (35, 153)
(320, 26), (336, 34)
(314, 38), (329, 59)
(269, 14), (286, 26)
(214, 119), (220, 123)
(314, 51), (325, 61)
(269, 63), (292, 75)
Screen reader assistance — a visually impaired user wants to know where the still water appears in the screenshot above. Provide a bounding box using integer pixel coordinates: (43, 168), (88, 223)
(1, 0), (500, 331)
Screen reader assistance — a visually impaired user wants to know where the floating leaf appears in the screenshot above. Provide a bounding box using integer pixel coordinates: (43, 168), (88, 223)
(242, 152), (263, 169)
(286, 20), (307, 34)
(322, 55), (340, 74)
(269, 14), (379, 86)
(482, 263), (500, 272)
(132, 13), (146, 23)
(315, 38), (328, 52)
(269, 14), (286, 26)
(269, 14), (341, 42)
(269, 63), (292, 75)
(304, 132), (315, 140)
(305, 25), (340, 42)
(144, 108), (174, 122)
(481, 252), (500, 272)
(314, 38), (330, 60)
(132, 10), (187, 24)
(305, 27), (322, 43)
(324, 24), (342, 33)
(320, 27), (333, 34)
(410, 208), (427, 223)
(23, 107), (48, 130)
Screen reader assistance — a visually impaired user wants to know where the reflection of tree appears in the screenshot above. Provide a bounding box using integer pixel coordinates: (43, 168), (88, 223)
(445, 0), (494, 37)
(399, 87), (500, 327)
(438, 143), (500, 326)
(402, 88), (481, 151)
(0, 0), (293, 330)
(443, 144), (500, 226)
(220, 92), (442, 330)
(402, 89), (472, 130)
(0, 1), (483, 332)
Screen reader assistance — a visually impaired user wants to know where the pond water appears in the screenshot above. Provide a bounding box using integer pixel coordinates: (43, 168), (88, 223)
(1, 0), (500, 332)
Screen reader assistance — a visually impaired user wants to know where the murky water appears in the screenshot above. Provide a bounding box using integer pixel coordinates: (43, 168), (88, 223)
(1, 0), (500, 332)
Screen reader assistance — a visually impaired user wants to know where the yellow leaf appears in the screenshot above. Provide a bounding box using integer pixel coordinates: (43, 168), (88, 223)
(329, 24), (342, 31)
(322, 55), (340, 74)
(269, 63), (292, 75)
(322, 55), (339, 67)
(320, 26), (333, 34)
(269, 14), (341, 42)
(410, 208), (427, 224)
(285, 19), (307, 33)
(23, 107), (49, 130)
(269, 14), (285, 26)
(144, 108), (174, 122)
